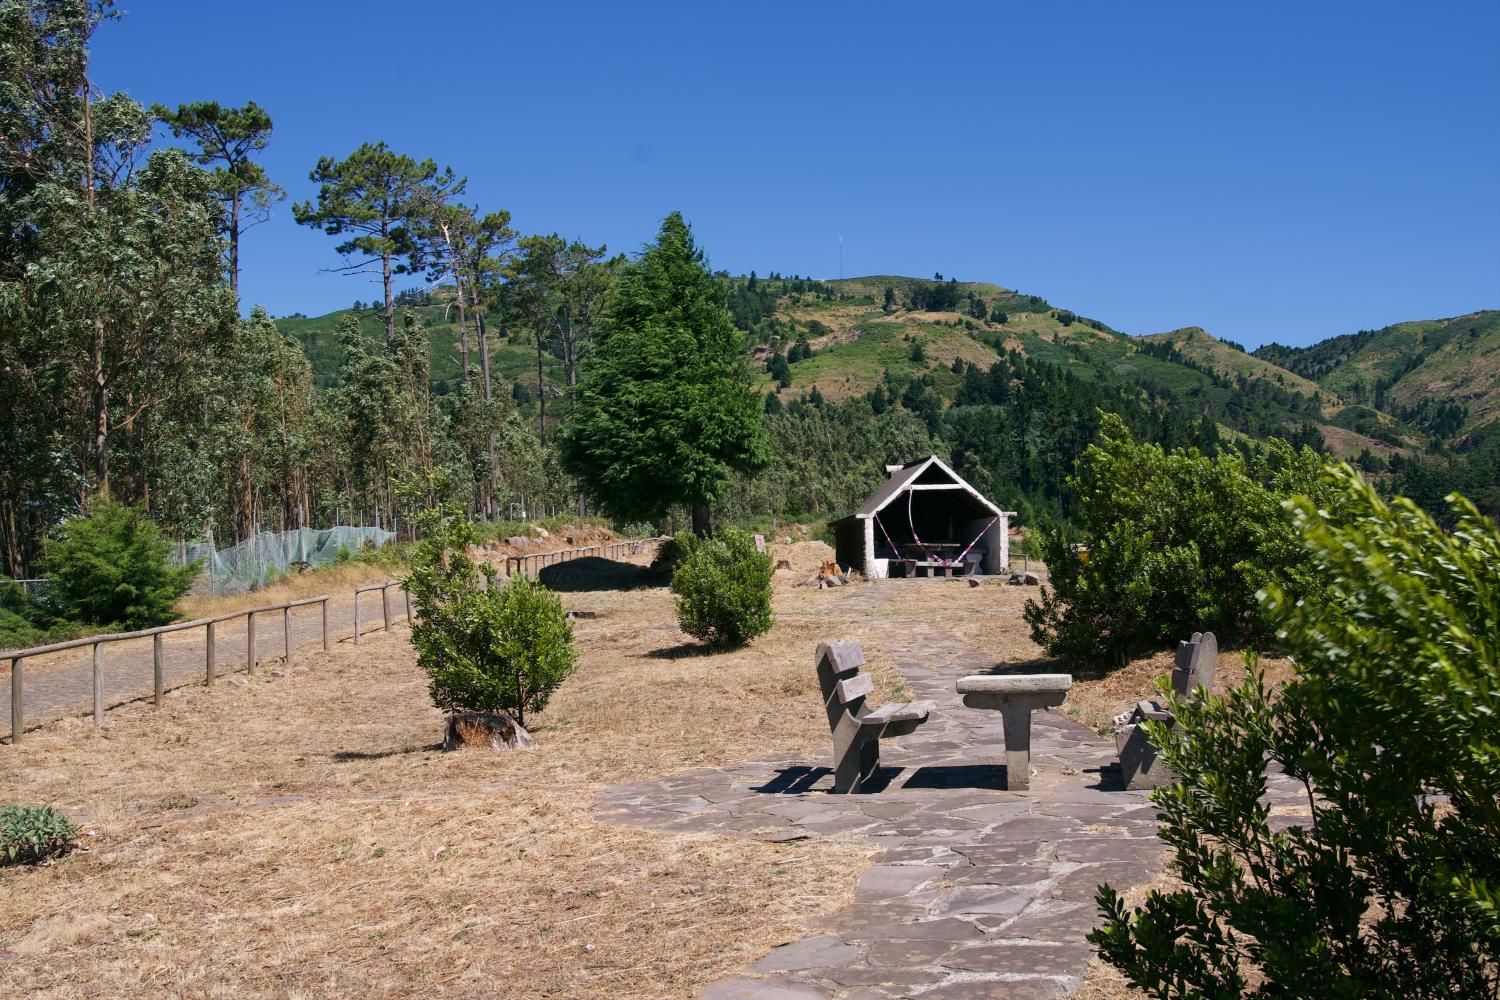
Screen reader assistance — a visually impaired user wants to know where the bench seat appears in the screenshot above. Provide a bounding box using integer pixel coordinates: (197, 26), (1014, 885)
(861, 700), (935, 727)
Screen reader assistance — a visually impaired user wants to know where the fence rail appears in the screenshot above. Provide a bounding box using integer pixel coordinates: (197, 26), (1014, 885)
(4, 580), (410, 744)
(503, 538), (663, 579)
(353, 580), (410, 644)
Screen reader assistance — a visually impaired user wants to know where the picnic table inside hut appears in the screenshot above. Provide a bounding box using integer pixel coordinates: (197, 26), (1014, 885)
(895, 541), (987, 576)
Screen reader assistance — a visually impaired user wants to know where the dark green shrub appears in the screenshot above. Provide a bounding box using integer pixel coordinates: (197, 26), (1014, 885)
(1091, 466), (1500, 996)
(41, 499), (197, 628)
(1, 804), (77, 866)
(670, 527), (774, 649)
(1023, 414), (1331, 664)
(406, 506), (577, 727)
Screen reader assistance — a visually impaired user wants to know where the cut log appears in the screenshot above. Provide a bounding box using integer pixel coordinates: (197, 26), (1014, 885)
(443, 711), (535, 752)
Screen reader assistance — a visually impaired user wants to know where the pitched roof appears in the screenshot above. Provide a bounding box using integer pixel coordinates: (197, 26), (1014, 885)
(852, 455), (1003, 519)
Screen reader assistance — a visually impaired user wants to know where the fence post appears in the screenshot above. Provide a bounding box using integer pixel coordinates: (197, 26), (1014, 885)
(92, 642), (103, 726)
(10, 656), (20, 744)
(404, 587), (412, 622)
(153, 633), (164, 707)
(354, 592), (362, 645)
(247, 612), (258, 674)
(381, 585), (391, 631)
(283, 606), (293, 668)
(321, 598), (330, 651)
(206, 620), (217, 685)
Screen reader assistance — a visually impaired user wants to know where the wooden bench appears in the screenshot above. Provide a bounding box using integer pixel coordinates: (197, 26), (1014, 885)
(816, 640), (934, 793)
(954, 673), (1072, 790)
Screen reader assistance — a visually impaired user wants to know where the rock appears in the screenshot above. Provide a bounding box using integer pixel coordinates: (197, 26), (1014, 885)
(506, 535), (531, 551)
(968, 578), (981, 588)
(566, 610), (597, 620)
(532, 526), (551, 540)
(443, 711), (535, 752)
(1008, 571), (1040, 586)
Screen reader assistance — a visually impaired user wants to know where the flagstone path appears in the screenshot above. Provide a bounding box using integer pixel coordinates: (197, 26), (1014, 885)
(597, 611), (1308, 998)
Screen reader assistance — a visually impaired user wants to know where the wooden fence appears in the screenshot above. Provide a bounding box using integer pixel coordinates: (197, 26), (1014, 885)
(4, 579), (409, 743)
(503, 538), (661, 579)
(353, 579), (411, 643)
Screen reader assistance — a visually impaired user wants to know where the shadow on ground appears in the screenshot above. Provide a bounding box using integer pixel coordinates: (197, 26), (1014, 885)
(536, 557), (664, 592)
(643, 641), (715, 661)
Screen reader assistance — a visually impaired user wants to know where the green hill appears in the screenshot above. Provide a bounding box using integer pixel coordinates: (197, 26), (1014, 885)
(276, 275), (1495, 463)
(1253, 311), (1500, 448)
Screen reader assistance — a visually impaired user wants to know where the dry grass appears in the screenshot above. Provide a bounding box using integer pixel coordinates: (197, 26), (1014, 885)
(1064, 648), (1298, 734)
(2, 563), (1174, 998)
(179, 561), (402, 619)
(1, 571), (942, 999)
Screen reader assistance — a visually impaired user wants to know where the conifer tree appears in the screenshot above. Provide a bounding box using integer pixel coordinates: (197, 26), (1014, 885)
(560, 212), (771, 535)
(293, 142), (459, 343)
(154, 100), (283, 296)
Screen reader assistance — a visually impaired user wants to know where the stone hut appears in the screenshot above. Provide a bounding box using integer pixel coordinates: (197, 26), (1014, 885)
(832, 456), (1014, 578)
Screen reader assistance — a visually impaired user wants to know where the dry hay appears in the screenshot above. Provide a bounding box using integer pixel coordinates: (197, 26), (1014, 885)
(1064, 646), (1299, 734)
(1, 568), (1150, 997)
(0, 576), (914, 999)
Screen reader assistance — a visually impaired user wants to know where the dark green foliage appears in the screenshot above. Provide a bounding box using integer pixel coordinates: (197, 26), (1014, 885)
(1023, 415), (1330, 663)
(1092, 467), (1500, 997)
(405, 506), (577, 726)
(670, 527), (774, 649)
(768, 351), (793, 387)
(560, 213), (772, 527)
(0, 804), (77, 866)
(41, 499), (196, 628)
(909, 340), (927, 363)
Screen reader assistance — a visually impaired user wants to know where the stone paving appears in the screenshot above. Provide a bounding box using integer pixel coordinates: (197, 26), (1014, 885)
(597, 614), (1308, 999)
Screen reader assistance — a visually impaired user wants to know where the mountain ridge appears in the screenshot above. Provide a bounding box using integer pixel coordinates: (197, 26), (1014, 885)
(274, 275), (1497, 463)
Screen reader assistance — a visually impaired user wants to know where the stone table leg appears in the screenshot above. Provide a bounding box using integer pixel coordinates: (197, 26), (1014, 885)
(1001, 702), (1035, 790)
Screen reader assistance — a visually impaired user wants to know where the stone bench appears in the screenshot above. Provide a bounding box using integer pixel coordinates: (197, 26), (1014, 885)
(1113, 631), (1217, 790)
(955, 673), (1073, 790)
(816, 640), (934, 793)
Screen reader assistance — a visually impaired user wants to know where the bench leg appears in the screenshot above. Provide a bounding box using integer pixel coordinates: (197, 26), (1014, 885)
(833, 732), (880, 793)
(1000, 704), (1034, 791)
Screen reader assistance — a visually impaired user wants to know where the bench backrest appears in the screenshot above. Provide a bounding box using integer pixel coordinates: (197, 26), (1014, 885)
(816, 640), (871, 732)
(1171, 631), (1218, 696)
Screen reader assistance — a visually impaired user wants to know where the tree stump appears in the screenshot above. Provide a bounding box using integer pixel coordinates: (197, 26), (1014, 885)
(443, 711), (535, 752)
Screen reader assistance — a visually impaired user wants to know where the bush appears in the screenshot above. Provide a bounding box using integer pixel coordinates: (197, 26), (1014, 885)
(41, 498), (197, 629)
(670, 527), (774, 649)
(406, 506), (577, 727)
(1, 804), (77, 866)
(1091, 466), (1500, 996)
(1023, 414), (1331, 664)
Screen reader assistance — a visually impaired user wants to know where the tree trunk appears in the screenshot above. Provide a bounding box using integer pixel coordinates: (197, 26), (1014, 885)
(229, 189), (241, 298)
(476, 311), (492, 401)
(691, 503), (712, 538)
(535, 334), (546, 447)
(92, 316), (108, 492)
(381, 215), (394, 344)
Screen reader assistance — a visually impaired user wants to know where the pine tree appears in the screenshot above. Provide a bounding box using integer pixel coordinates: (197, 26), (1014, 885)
(560, 213), (771, 535)
(293, 142), (459, 343)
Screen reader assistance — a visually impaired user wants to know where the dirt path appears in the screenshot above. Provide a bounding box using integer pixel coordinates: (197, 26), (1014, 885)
(2, 587), (409, 736)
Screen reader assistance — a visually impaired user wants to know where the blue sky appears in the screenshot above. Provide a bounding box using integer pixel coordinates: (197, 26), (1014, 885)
(96, 1), (1498, 348)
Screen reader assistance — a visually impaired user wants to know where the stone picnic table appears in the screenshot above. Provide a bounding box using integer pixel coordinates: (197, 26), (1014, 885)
(955, 673), (1073, 791)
